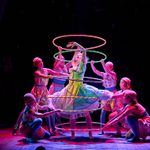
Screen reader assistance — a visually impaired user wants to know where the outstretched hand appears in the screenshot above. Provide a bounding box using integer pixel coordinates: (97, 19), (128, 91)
(48, 75), (53, 79)
(66, 42), (76, 48)
(100, 58), (105, 63)
(58, 46), (63, 52)
(55, 109), (62, 113)
(61, 72), (69, 77)
(66, 41), (84, 52)
(90, 60), (95, 65)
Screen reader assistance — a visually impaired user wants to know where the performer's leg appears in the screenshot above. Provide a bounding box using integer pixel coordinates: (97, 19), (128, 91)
(27, 118), (43, 138)
(50, 114), (56, 134)
(100, 109), (107, 134)
(108, 111), (121, 137)
(70, 118), (76, 139)
(85, 112), (93, 139)
(45, 116), (51, 133)
(43, 130), (51, 139)
(12, 108), (25, 135)
(42, 109), (51, 133)
(56, 113), (61, 124)
(126, 116), (140, 142)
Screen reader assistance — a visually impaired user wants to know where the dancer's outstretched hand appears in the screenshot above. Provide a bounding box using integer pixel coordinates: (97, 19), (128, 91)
(66, 41), (76, 48)
(55, 109), (62, 113)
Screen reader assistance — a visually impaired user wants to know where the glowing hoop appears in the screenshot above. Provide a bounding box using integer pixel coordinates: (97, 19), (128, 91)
(60, 107), (101, 113)
(53, 49), (107, 63)
(83, 76), (102, 83)
(52, 75), (102, 83)
(68, 78), (102, 83)
(52, 34), (107, 51)
(48, 96), (111, 113)
(48, 95), (99, 100)
(55, 121), (104, 132)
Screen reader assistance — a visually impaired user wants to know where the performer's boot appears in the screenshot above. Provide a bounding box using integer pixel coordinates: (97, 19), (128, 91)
(71, 131), (75, 139)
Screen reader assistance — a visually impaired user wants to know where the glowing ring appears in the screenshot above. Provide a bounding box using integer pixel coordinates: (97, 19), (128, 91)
(59, 103), (108, 113)
(48, 95), (99, 100)
(52, 75), (102, 82)
(53, 49), (107, 63)
(55, 121), (104, 132)
(52, 34), (107, 50)
(83, 76), (102, 83)
(48, 97), (111, 113)
(60, 107), (101, 113)
(49, 99), (111, 113)
(52, 76), (103, 83)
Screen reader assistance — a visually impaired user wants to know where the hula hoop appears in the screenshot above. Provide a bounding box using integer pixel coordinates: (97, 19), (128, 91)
(48, 97), (112, 113)
(83, 76), (102, 83)
(52, 75), (102, 83)
(59, 107), (102, 113)
(58, 102), (110, 113)
(52, 34), (107, 50)
(53, 49), (107, 63)
(48, 95), (99, 100)
(55, 121), (104, 132)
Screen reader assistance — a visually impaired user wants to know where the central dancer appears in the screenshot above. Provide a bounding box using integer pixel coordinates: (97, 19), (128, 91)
(49, 41), (120, 139)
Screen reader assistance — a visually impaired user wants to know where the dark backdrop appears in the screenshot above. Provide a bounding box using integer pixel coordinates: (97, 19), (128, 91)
(0, 0), (149, 126)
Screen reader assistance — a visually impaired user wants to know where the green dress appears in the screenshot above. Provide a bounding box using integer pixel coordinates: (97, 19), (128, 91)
(51, 61), (113, 114)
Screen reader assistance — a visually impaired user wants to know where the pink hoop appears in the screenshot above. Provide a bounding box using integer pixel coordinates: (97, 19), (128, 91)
(55, 121), (103, 132)
(52, 34), (107, 50)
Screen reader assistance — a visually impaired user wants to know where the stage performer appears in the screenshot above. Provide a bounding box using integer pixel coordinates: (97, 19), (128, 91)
(19, 93), (61, 142)
(31, 56), (68, 135)
(107, 77), (132, 137)
(12, 57), (68, 135)
(49, 46), (72, 125)
(102, 90), (149, 142)
(91, 58), (117, 134)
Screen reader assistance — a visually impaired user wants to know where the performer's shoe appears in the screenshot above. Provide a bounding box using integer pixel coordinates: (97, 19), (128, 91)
(70, 136), (75, 140)
(24, 138), (37, 143)
(127, 136), (140, 142)
(89, 131), (94, 139)
(98, 130), (104, 135)
(89, 135), (94, 139)
(12, 128), (17, 136)
(50, 131), (56, 136)
(71, 131), (75, 140)
(125, 131), (134, 139)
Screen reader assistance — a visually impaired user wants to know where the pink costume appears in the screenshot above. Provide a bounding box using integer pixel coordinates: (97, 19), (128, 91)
(31, 68), (50, 105)
(103, 90), (149, 142)
(102, 73), (117, 91)
(49, 57), (69, 94)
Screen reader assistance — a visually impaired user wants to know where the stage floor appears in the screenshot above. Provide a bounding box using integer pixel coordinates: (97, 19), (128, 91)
(0, 127), (150, 150)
